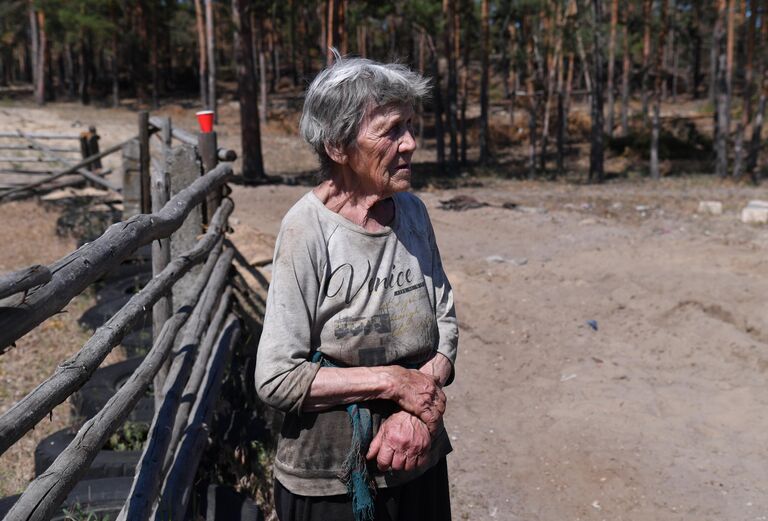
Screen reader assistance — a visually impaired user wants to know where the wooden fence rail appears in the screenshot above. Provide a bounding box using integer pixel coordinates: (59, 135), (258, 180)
(120, 247), (235, 521)
(0, 265), (51, 301)
(0, 198), (234, 456)
(2, 219), (234, 521)
(157, 314), (241, 520)
(0, 162), (232, 353)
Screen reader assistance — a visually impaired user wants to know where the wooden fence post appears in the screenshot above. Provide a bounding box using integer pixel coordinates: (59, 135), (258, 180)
(87, 126), (101, 171)
(152, 117), (173, 406)
(121, 139), (142, 218)
(168, 144), (204, 305)
(198, 130), (219, 224)
(139, 111), (151, 213)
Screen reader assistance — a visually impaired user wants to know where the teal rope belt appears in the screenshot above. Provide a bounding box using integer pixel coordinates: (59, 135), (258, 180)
(311, 351), (375, 521)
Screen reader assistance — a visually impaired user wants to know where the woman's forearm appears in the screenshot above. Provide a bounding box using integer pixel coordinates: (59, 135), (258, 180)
(303, 364), (446, 432)
(302, 366), (397, 412)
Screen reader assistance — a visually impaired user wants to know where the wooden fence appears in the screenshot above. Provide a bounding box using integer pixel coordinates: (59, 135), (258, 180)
(0, 112), (251, 521)
(0, 127), (122, 200)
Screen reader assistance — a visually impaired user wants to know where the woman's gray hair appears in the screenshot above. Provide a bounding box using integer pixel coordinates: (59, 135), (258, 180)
(299, 52), (430, 178)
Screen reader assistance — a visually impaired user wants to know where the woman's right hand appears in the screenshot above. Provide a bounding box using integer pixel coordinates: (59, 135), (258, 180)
(387, 367), (446, 435)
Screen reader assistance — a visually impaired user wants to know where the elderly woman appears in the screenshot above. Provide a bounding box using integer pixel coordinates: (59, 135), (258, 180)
(255, 55), (458, 521)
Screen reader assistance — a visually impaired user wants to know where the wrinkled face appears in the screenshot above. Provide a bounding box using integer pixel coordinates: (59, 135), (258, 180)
(345, 103), (417, 196)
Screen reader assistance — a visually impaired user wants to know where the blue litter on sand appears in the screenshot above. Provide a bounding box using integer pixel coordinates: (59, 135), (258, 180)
(586, 320), (598, 331)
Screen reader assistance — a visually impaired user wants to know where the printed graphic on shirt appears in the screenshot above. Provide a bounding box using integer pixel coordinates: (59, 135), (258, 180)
(334, 314), (392, 339)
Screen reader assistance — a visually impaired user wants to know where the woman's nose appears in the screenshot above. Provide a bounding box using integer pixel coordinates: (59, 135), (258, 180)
(399, 128), (417, 153)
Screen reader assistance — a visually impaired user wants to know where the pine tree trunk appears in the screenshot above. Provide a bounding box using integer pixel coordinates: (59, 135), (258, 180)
(150, 6), (159, 108)
(689, 3), (703, 99)
(733, 0), (755, 180)
(28, 2), (38, 92)
(425, 32), (445, 167)
(590, 0), (605, 183)
(35, 10), (46, 105)
(194, 0), (208, 108)
(714, 0), (729, 178)
(744, 0), (766, 181)
(746, 78), (766, 180)
(620, 2), (631, 136)
(479, 0), (491, 164)
(541, 5), (563, 174)
(110, 5), (119, 107)
(575, 29), (592, 105)
(326, 0), (335, 63)
(443, 0), (459, 175)
(641, 0), (652, 125)
(460, 36), (469, 166)
(667, 0), (676, 101)
(650, 0), (668, 180)
(605, 0), (618, 136)
(233, 0), (265, 181)
(288, 0), (297, 85)
(206, 0), (217, 119)
(78, 32), (91, 105)
(526, 28), (538, 180)
(259, 49), (267, 124)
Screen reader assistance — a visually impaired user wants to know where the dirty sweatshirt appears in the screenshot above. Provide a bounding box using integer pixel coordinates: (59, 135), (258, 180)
(254, 189), (459, 496)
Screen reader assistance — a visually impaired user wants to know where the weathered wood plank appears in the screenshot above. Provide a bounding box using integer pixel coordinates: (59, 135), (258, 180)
(2, 234), (230, 521)
(0, 144), (79, 153)
(119, 247), (234, 521)
(0, 200), (233, 457)
(169, 144), (204, 305)
(0, 132), (81, 139)
(156, 314), (241, 521)
(121, 139), (142, 218)
(0, 265), (51, 300)
(152, 117), (173, 407)
(0, 162), (232, 352)
(0, 156), (63, 163)
(161, 287), (232, 473)
(139, 112), (151, 213)
(0, 170), (113, 202)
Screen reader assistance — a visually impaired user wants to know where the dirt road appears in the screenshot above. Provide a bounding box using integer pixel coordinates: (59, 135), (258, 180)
(231, 179), (768, 521)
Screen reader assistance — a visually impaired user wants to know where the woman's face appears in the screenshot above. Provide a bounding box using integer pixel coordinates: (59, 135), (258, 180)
(345, 102), (417, 197)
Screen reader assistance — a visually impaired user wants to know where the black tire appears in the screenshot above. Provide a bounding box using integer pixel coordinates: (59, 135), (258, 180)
(0, 477), (133, 520)
(206, 485), (263, 521)
(71, 357), (154, 423)
(35, 428), (142, 479)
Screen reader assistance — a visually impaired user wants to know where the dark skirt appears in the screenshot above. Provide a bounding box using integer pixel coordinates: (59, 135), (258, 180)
(274, 458), (452, 521)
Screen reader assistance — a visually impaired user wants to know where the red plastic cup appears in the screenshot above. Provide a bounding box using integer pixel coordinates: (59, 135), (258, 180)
(196, 110), (215, 133)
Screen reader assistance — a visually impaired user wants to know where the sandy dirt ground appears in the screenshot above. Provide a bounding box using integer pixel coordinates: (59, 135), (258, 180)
(1, 100), (768, 521)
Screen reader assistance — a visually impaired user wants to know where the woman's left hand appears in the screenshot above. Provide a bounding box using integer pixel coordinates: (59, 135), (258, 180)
(366, 410), (431, 472)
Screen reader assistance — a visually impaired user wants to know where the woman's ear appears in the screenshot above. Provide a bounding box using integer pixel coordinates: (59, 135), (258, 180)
(324, 142), (348, 165)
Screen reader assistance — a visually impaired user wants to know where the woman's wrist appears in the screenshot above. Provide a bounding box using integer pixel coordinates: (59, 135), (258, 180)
(375, 365), (404, 401)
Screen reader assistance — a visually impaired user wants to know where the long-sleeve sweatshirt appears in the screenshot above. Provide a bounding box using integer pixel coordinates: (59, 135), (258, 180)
(255, 189), (458, 496)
